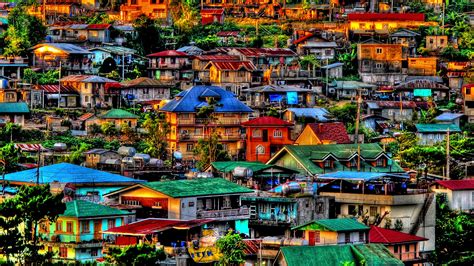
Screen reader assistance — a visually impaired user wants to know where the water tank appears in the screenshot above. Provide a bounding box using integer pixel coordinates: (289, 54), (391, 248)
(149, 158), (164, 168)
(0, 79), (8, 89)
(233, 167), (253, 178)
(118, 146), (136, 156)
(133, 153), (151, 164)
(122, 157), (134, 165)
(104, 159), (121, 165)
(53, 143), (67, 152)
(282, 182), (302, 195)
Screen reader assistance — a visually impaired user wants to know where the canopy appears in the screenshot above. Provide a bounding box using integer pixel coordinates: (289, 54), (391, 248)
(317, 171), (409, 182)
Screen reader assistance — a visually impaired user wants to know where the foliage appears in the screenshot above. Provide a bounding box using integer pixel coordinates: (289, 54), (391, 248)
(131, 15), (164, 56)
(99, 57), (117, 74)
(393, 219), (403, 231)
(106, 244), (166, 265)
(299, 54), (320, 70)
(142, 113), (170, 159)
(193, 130), (230, 170)
(23, 69), (60, 85)
(266, 107), (279, 118)
(337, 43), (357, 75)
(0, 185), (65, 264)
(172, 1), (200, 34)
(101, 122), (117, 136)
(67, 142), (92, 164)
(216, 232), (246, 266)
(328, 103), (357, 124)
(88, 123), (102, 136)
(398, 145), (445, 170)
(0, 143), (22, 173)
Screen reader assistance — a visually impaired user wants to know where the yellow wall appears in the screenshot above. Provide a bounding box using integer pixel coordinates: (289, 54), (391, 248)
(408, 57), (437, 76)
(294, 126), (321, 145)
(304, 230), (338, 245)
(358, 44), (403, 61)
(120, 187), (181, 219)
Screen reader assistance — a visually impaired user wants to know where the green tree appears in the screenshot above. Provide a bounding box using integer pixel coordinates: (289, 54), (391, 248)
(68, 142), (92, 164)
(101, 122), (117, 136)
(132, 15), (164, 56)
(106, 243), (166, 265)
(266, 107), (279, 118)
(299, 54), (320, 71)
(328, 103), (357, 124)
(142, 113), (170, 159)
(216, 231), (246, 266)
(0, 143), (21, 173)
(0, 185), (65, 264)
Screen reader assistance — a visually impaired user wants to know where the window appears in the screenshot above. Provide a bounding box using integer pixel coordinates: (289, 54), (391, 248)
(376, 158), (385, 167)
(48, 246), (53, 253)
(66, 221), (73, 233)
(359, 231), (365, 242)
(154, 201), (162, 208)
(314, 231), (321, 243)
(273, 129), (283, 138)
(440, 39), (445, 44)
(375, 63), (383, 69)
(222, 196), (231, 208)
(108, 219), (115, 229)
(376, 48), (383, 54)
(252, 129), (262, 138)
(369, 206), (378, 217)
(394, 245), (399, 253)
(131, 0), (137, 4)
(429, 38), (434, 44)
(344, 233), (351, 243)
(348, 205), (356, 215)
(238, 71), (245, 77)
(224, 72), (230, 77)
(81, 221), (90, 233)
(324, 160), (332, 168)
(123, 199), (140, 206)
(350, 159), (357, 167)
(59, 247), (68, 258)
(222, 143), (228, 151)
(466, 88), (471, 95)
(256, 145), (265, 155)
(405, 244), (410, 252)
(186, 143), (194, 152)
(91, 249), (98, 257)
(325, 49), (332, 56)
(56, 221), (63, 232)
(189, 201), (195, 207)
(471, 191), (474, 202)
(225, 128), (233, 135)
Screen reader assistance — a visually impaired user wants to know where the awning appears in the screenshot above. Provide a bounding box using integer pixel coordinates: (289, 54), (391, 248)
(317, 171), (409, 182)
(14, 143), (46, 152)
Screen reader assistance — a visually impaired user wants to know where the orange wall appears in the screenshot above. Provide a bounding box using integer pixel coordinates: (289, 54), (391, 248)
(245, 126), (293, 163)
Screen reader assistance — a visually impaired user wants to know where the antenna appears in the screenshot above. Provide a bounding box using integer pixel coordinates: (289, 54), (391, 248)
(36, 147), (41, 185)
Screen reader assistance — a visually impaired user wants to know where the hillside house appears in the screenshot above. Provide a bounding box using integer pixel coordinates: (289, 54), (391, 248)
(120, 77), (171, 104)
(415, 124), (461, 145)
(462, 84), (474, 123)
(147, 50), (192, 87)
(294, 122), (351, 145)
(60, 75), (121, 108)
(430, 180), (474, 211)
(348, 13), (436, 36)
(204, 60), (257, 96)
(84, 149), (121, 168)
(120, 0), (169, 22)
(85, 109), (139, 131)
(425, 35), (448, 51)
(0, 102), (30, 126)
(192, 55), (241, 83)
(30, 43), (92, 75)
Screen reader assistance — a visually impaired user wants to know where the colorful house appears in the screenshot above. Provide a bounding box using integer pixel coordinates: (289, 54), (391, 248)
(267, 143), (404, 176)
(40, 200), (133, 262)
(348, 13), (436, 35)
(84, 109), (139, 131)
(60, 75), (121, 108)
(147, 50), (192, 87)
(159, 85), (253, 160)
(415, 124), (461, 145)
(0, 102), (30, 126)
(291, 218), (369, 246)
(204, 60), (257, 96)
(462, 84), (474, 123)
(120, 77), (171, 104)
(241, 116), (294, 163)
(120, 0), (170, 22)
(84, 149), (121, 169)
(369, 226), (428, 264)
(294, 122), (351, 145)
(30, 43), (92, 75)
(201, 9), (225, 25)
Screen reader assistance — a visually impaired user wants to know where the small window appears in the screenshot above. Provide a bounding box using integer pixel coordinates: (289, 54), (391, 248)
(59, 247), (68, 258)
(314, 231), (321, 243)
(324, 160), (332, 168)
(91, 249), (98, 257)
(48, 246), (53, 253)
(222, 143), (228, 151)
(224, 72), (230, 77)
(440, 39), (445, 44)
(466, 88), (471, 95)
(256, 145), (265, 155)
(252, 129), (262, 138)
(66, 221), (73, 233)
(370, 206), (378, 217)
(81, 221), (90, 233)
(273, 129), (283, 138)
(376, 158), (385, 167)
(344, 232), (351, 243)
(348, 205), (356, 215)
(225, 128), (233, 135)
(375, 63), (383, 69)
(471, 191), (474, 202)
(56, 221), (63, 232)
(376, 48), (383, 54)
(108, 219), (115, 229)
(359, 231), (365, 242)
(186, 144), (194, 152)
(405, 244), (410, 252)
(429, 38), (434, 44)
(394, 245), (399, 253)
(189, 201), (195, 207)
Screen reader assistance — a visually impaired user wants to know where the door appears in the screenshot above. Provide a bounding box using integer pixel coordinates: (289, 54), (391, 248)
(94, 220), (102, 240)
(308, 231), (316, 246)
(262, 130), (268, 142)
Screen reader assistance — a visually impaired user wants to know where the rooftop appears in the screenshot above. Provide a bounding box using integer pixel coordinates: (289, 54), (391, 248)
(104, 218), (212, 236)
(306, 122), (352, 144)
(431, 179), (474, 191)
(62, 200), (130, 218)
(348, 13), (425, 21)
(30, 43), (91, 54)
(0, 102), (30, 114)
(60, 75), (117, 83)
(147, 50), (188, 57)
(415, 123), (461, 133)
(206, 61), (256, 71)
(285, 108), (331, 121)
(435, 112), (464, 121)
(241, 116), (293, 127)
(369, 226), (428, 244)
(292, 218), (370, 232)
(100, 109), (139, 119)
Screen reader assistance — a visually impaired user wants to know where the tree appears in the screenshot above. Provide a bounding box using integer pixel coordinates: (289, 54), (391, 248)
(0, 185), (65, 264)
(0, 143), (22, 174)
(106, 243), (166, 265)
(193, 130), (230, 170)
(101, 122), (117, 136)
(299, 54), (320, 70)
(328, 103), (357, 124)
(216, 231), (246, 266)
(142, 113), (170, 159)
(99, 57), (117, 74)
(132, 15), (164, 56)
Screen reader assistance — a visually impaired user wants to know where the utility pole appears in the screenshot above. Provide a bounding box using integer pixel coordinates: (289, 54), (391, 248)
(58, 61), (61, 108)
(354, 89), (362, 172)
(36, 147), (41, 185)
(446, 128), (450, 180)
(441, 1), (446, 35)
(122, 53), (125, 81)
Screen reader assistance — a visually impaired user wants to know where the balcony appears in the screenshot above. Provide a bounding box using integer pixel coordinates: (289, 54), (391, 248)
(319, 191), (428, 206)
(179, 133), (244, 141)
(197, 207), (249, 220)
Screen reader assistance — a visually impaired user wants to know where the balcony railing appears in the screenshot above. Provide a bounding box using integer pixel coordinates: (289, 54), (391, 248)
(197, 207), (249, 220)
(179, 133), (244, 141)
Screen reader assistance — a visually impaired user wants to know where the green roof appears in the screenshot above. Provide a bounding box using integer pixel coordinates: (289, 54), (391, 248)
(415, 123), (461, 133)
(62, 200), (130, 218)
(142, 178), (253, 198)
(100, 109), (138, 119)
(0, 102), (30, 114)
(292, 218), (369, 231)
(212, 161), (272, 173)
(280, 244), (403, 266)
(271, 144), (403, 175)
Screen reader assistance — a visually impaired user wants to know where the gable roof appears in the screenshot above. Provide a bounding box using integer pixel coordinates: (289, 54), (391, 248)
(390, 29), (421, 37)
(147, 50), (188, 57)
(160, 85), (253, 113)
(431, 179), (474, 191)
(86, 24), (111, 30)
(38, 84), (77, 94)
(211, 161), (297, 174)
(0, 102), (30, 114)
(3, 163), (144, 185)
(306, 122), (351, 144)
(30, 43), (91, 54)
(435, 112), (464, 121)
(241, 116), (293, 127)
(232, 48), (297, 57)
(415, 123), (461, 133)
(60, 75), (116, 83)
(121, 77), (167, 87)
(244, 85), (311, 93)
(104, 218), (212, 236)
(292, 218), (369, 231)
(285, 108), (331, 121)
(62, 200), (130, 218)
(369, 226), (428, 244)
(193, 55), (241, 61)
(216, 31), (240, 37)
(206, 61), (256, 71)
(100, 109), (139, 119)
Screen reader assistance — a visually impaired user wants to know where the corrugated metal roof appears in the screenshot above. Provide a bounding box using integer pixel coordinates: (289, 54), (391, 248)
(232, 48), (297, 57)
(60, 75), (116, 83)
(30, 43), (91, 54)
(369, 226), (428, 244)
(307, 122), (351, 144)
(317, 171), (409, 181)
(147, 50), (188, 57)
(244, 84), (311, 93)
(348, 13), (425, 21)
(38, 84), (77, 94)
(209, 61), (256, 71)
(415, 123), (461, 133)
(301, 41), (338, 48)
(0, 102), (30, 114)
(431, 179), (474, 191)
(62, 200), (130, 218)
(293, 218), (369, 231)
(216, 31), (240, 37)
(194, 55), (241, 61)
(86, 24), (111, 30)
(104, 218), (213, 235)
(121, 77), (168, 87)
(435, 112), (464, 121)
(100, 109), (138, 119)
(242, 116), (293, 127)
(285, 108), (330, 121)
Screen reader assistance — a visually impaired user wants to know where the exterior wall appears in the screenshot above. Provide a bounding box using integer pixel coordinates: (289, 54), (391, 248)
(273, 152), (307, 175)
(416, 132), (447, 145)
(425, 35), (448, 50)
(387, 243), (420, 261)
(85, 152), (121, 168)
(121, 87), (170, 102)
(86, 117), (138, 130)
(336, 231), (366, 244)
(245, 126), (293, 163)
(380, 108), (414, 122)
(431, 187), (474, 211)
(75, 186), (126, 201)
(179, 197), (198, 220)
(408, 57), (437, 76)
(120, 0), (169, 22)
(350, 20), (436, 34)
(462, 86), (474, 123)
(294, 127), (321, 145)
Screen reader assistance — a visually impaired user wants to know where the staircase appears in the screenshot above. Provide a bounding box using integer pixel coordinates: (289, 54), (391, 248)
(409, 193), (434, 235)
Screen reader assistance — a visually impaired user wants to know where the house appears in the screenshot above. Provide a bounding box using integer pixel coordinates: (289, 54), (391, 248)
(36, 84), (80, 108)
(228, 48), (298, 71)
(295, 40), (338, 60)
(86, 24), (111, 43)
(30, 43), (92, 75)
(40, 200), (133, 262)
(201, 9), (225, 25)
(2, 163), (144, 201)
(321, 62), (344, 79)
(328, 80), (377, 100)
(445, 61), (471, 89)
(430, 180), (474, 211)
(389, 29), (420, 57)
(241, 117), (294, 163)
(462, 84), (474, 123)
(394, 77), (450, 101)
(47, 24), (88, 42)
(216, 31), (242, 45)
(425, 35), (448, 51)
(266, 143), (404, 176)
(292, 218), (369, 246)
(60, 75), (121, 108)
(72, 112), (95, 130)
(294, 122), (351, 145)
(317, 171), (436, 252)
(85, 109), (139, 131)
(103, 178), (253, 234)
(366, 101), (419, 122)
(277, 244), (403, 266)
(435, 112), (464, 127)
(191, 55), (241, 83)
(0, 56), (29, 79)
(89, 45), (138, 74)
(147, 50), (192, 87)
(120, 77), (171, 105)
(204, 60), (257, 95)
(348, 13), (436, 35)
(408, 57), (437, 76)
(84, 149), (122, 168)
(415, 124), (461, 145)
(357, 43), (407, 85)
(361, 114), (391, 134)
(369, 226), (428, 264)
(176, 44), (204, 56)
(159, 85), (253, 160)
(120, 0), (169, 22)
(0, 102), (30, 126)
(243, 85), (315, 111)
(283, 107), (332, 135)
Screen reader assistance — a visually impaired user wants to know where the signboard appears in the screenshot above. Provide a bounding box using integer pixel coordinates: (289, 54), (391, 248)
(413, 89), (432, 97)
(269, 94), (283, 102)
(286, 91), (298, 105)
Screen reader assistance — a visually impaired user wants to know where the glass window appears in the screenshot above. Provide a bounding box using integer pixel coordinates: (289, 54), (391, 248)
(186, 143), (194, 152)
(56, 220), (63, 232)
(344, 233), (351, 243)
(252, 129), (262, 138)
(59, 247), (68, 258)
(108, 219), (115, 229)
(324, 160), (332, 168)
(81, 221), (90, 233)
(370, 206), (377, 217)
(376, 48), (383, 54)
(66, 221), (73, 233)
(376, 158), (385, 167)
(405, 244), (410, 252)
(359, 231), (364, 242)
(273, 129), (282, 138)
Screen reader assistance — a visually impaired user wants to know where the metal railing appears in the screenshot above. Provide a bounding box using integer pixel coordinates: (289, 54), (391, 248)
(197, 207), (249, 219)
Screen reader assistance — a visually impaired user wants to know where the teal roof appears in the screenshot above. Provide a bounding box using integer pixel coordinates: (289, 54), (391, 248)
(415, 123), (461, 133)
(292, 218), (369, 232)
(62, 200), (130, 218)
(280, 244), (403, 266)
(142, 178), (253, 198)
(101, 109), (138, 119)
(270, 144), (404, 175)
(0, 102), (30, 114)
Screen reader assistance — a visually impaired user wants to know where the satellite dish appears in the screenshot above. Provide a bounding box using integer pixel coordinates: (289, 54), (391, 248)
(173, 151), (182, 160)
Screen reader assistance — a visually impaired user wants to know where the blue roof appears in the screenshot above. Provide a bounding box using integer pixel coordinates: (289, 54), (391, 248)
(160, 85), (253, 113)
(435, 113), (464, 121)
(317, 171), (409, 181)
(4, 163), (145, 185)
(286, 108), (330, 121)
(321, 62), (344, 69)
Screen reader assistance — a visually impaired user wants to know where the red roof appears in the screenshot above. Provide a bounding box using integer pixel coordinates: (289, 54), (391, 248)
(201, 8), (224, 15)
(194, 55), (241, 61)
(243, 239), (262, 255)
(104, 218), (213, 236)
(242, 116), (293, 127)
(308, 122), (351, 144)
(369, 226), (428, 244)
(77, 113), (95, 121)
(216, 31), (240, 37)
(14, 143), (45, 152)
(209, 61), (256, 71)
(431, 179), (474, 191)
(293, 34), (314, 45)
(86, 24), (111, 30)
(233, 48), (297, 57)
(147, 50), (188, 57)
(348, 13), (425, 22)
(38, 84), (77, 94)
